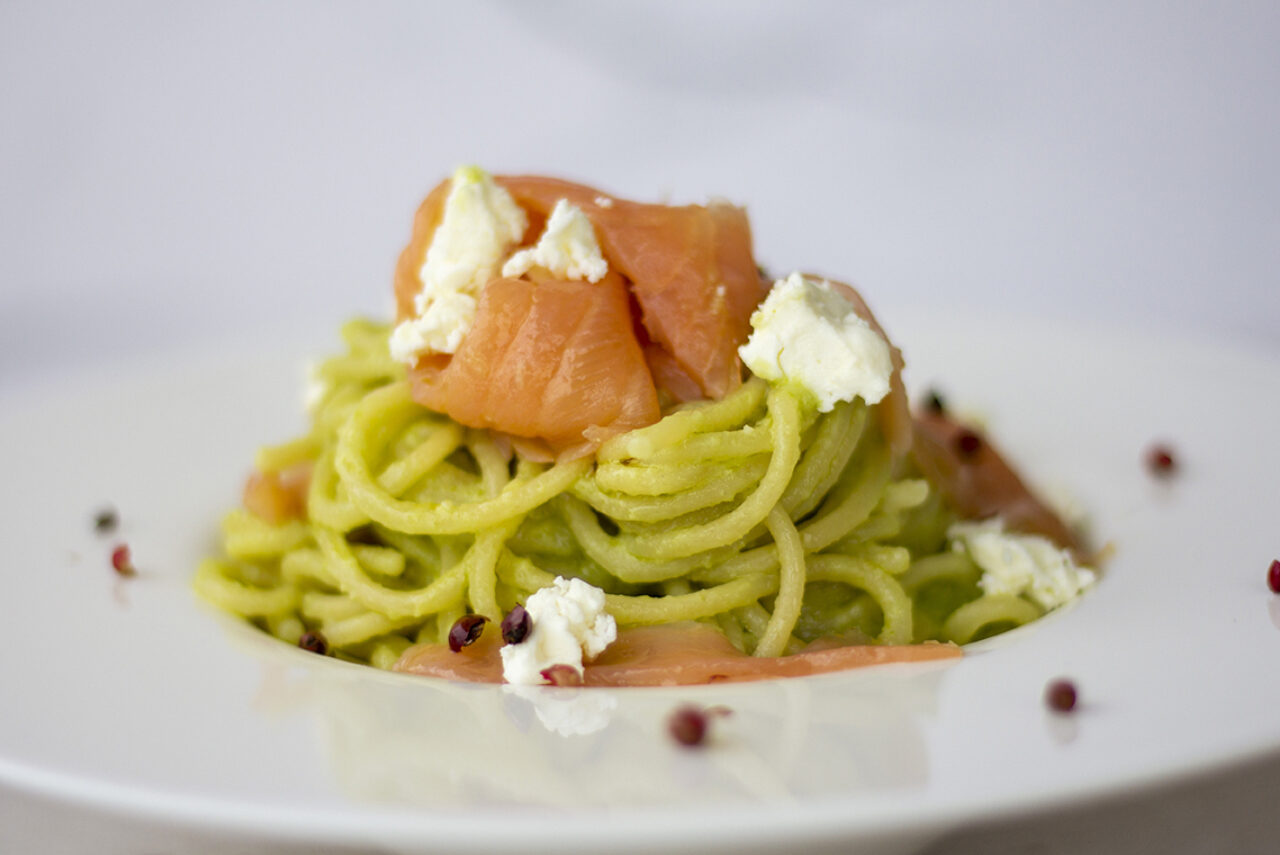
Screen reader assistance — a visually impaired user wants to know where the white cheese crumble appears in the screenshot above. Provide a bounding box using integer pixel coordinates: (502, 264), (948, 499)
(389, 165), (527, 363)
(593, 195), (614, 209)
(738, 272), (893, 412)
(949, 519), (1096, 610)
(500, 576), (618, 686)
(389, 290), (480, 359)
(501, 199), (608, 283)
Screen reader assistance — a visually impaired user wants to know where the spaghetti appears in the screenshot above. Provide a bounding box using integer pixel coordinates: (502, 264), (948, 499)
(196, 170), (1092, 680)
(197, 320), (1059, 670)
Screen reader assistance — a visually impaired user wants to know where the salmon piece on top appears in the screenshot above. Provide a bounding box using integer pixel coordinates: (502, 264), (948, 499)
(394, 172), (769, 451)
(497, 175), (767, 401)
(408, 273), (660, 456)
(911, 409), (1085, 555)
(394, 175), (914, 460)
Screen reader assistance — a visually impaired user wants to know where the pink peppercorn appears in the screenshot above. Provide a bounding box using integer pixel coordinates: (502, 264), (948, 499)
(1146, 444), (1177, 476)
(110, 544), (135, 577)
(448, 615), (488, 652)
(1045, 679), (1078, 713)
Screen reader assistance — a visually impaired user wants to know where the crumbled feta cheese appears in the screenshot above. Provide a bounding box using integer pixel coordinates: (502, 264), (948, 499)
(949, 519), (1096, 610)
(500, 576), (617, 686)
(390, 165), (527, 363)
(502, 199), (608, 283)
(593, 195), (614, 209)
(738, 273), (893, 412)
(389, 290), (478, 360)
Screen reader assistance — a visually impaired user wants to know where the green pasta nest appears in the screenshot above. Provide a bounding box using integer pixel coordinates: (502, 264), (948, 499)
(196, 320), (1043, 669)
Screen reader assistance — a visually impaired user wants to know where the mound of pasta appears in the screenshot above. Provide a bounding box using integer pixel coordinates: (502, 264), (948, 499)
(196, 167), (1094, 685)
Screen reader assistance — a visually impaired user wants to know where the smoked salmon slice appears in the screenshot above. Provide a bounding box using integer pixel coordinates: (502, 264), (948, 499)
(242, 463), (311, 524)
(394, 622), (959, 686)
(393, 174), (907, 459)
(392, 176), (544, 323)
(408, 273), (661, 456)
(582, 624), (959, 686)
(396, 624), (504, 683)
(497, 175), (768, 401)
(912, 409), (1084, 554)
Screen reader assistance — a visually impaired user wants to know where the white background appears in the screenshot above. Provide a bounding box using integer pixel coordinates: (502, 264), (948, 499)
(3, 1), (1277, 393)
(1, 2), (1278, 853)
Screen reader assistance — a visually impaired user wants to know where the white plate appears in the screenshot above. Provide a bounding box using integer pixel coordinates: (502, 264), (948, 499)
(2, 311), (1278, 855)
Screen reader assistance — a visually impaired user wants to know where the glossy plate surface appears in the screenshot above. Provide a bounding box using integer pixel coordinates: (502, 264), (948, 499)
(2, 311), (1277, 854)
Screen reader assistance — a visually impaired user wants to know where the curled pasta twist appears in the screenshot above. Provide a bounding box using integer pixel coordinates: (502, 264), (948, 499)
(198, 321), (1033, 668)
